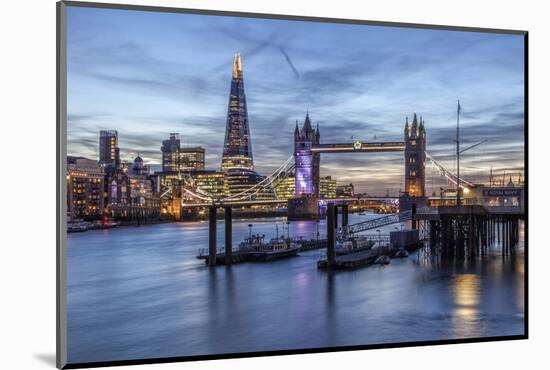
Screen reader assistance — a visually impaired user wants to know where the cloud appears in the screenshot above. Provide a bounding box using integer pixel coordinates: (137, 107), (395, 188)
(66, 7), (525, 193)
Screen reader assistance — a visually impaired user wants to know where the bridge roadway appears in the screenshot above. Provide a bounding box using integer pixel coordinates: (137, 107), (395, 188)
(181, 196), (399, 208)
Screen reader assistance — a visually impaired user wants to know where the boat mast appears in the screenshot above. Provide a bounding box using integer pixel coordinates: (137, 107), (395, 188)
(456, 100), (461, 206)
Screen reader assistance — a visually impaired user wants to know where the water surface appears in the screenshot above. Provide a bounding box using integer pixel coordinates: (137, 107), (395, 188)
(67, 214), (525, 363)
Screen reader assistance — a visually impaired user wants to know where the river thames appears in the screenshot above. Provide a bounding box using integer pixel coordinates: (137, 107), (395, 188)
(67, 213), (525, 364)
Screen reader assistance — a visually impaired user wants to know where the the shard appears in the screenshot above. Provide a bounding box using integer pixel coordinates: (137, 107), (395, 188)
(221, 53), (254, 171)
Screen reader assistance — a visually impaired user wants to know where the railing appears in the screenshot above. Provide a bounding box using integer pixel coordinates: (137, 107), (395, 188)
(415, 206), (439, 215)
(484, 205), (523, 214)
(344, 211), (412, 234)
(353, 234), (391, 242)
(197, 246), (241, 257)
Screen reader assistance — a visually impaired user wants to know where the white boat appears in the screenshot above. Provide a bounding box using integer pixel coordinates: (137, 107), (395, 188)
(239, 234), (301, 261)
(67, 219), (90, 233)
(336, 236), (375, 254)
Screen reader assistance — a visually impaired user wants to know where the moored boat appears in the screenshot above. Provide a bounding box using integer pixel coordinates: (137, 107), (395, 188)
(91, 218), (120, 230)
(67, 219), (90, 233)
(374, 255), (391, 264)
(335, 235), (375, 255)
(239, 234), (301, 262)
(394, 249), (409, 258)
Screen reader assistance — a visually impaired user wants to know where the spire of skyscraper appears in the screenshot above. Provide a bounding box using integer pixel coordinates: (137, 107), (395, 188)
(221, 53), (254, 171)
(232, 53), (243, 79)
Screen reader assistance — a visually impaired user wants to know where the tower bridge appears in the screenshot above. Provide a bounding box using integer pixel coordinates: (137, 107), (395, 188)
(289, 112), (426, 219)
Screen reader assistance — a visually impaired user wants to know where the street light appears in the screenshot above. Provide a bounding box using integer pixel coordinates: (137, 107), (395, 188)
(376, 229), (381, 248)
(248, 224), (253, 238)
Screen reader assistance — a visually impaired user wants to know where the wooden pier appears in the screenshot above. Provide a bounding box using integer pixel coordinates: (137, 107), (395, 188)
(416, 205), (522, 259)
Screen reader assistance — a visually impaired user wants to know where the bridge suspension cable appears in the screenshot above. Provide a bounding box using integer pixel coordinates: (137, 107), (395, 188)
(183, 187), (217, 202)
(222, 155), (295, 201)
(425, 151), (474, 188)
(179, 155), (295, 203)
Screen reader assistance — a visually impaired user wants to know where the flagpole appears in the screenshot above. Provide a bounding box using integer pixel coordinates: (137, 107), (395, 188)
(456, 100), (461, 206)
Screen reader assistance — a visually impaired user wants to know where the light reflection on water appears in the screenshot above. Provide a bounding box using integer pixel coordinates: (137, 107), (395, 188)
(451, 274), (480, 338)
(67, 214), (524, 364)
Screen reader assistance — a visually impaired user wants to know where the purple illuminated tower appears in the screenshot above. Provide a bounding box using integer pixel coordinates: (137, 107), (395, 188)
(294, 112), (320, 197)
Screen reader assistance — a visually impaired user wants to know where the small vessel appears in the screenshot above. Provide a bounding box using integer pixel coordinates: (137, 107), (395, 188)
(336, 235), (375, 254)
(394, 249), (409, 258)
(92, 218), (120, 230)
(67, 214), (90, 233)
(374, 255), (391, 265)
(239, 234), (301, 262)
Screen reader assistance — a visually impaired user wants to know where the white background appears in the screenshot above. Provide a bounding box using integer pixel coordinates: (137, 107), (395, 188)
(1, 0), (548, 369)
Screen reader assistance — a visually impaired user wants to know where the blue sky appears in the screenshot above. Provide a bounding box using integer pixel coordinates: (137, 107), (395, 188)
(66, 6), (525, 194)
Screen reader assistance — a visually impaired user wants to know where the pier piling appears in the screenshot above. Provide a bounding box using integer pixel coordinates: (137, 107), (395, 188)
(208, 206), (217, 267)
(333, 205), (338, 230)
(224, 207), (232, 265)
(411, 203), (417, 230)
(417, 205), (523, 261)
(327, 204), (336, 268)
(342, 204), (349, 227)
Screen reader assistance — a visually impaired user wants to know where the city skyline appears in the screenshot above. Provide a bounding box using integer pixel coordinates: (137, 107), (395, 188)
(67, 7), (525, 193)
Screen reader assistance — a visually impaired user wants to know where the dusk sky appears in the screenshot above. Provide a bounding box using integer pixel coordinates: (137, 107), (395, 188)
(66, 6), (525, 194)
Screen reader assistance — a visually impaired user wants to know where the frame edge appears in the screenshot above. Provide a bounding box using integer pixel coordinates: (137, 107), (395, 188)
(57, 1), (68, 369)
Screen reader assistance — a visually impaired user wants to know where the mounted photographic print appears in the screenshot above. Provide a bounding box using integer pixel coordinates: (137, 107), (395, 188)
(57, 1), (527, 368)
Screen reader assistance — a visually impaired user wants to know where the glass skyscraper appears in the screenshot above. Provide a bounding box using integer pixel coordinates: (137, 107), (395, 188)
(99, 130), (120, 168)
(221, 53), (253, 171)
(220, 53), (274, 200)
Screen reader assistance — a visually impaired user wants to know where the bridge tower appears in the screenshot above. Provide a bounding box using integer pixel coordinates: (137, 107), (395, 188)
(401, 113), (427, 211)
(294, 112), (320, 197)
(289, 112), (320, 220)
